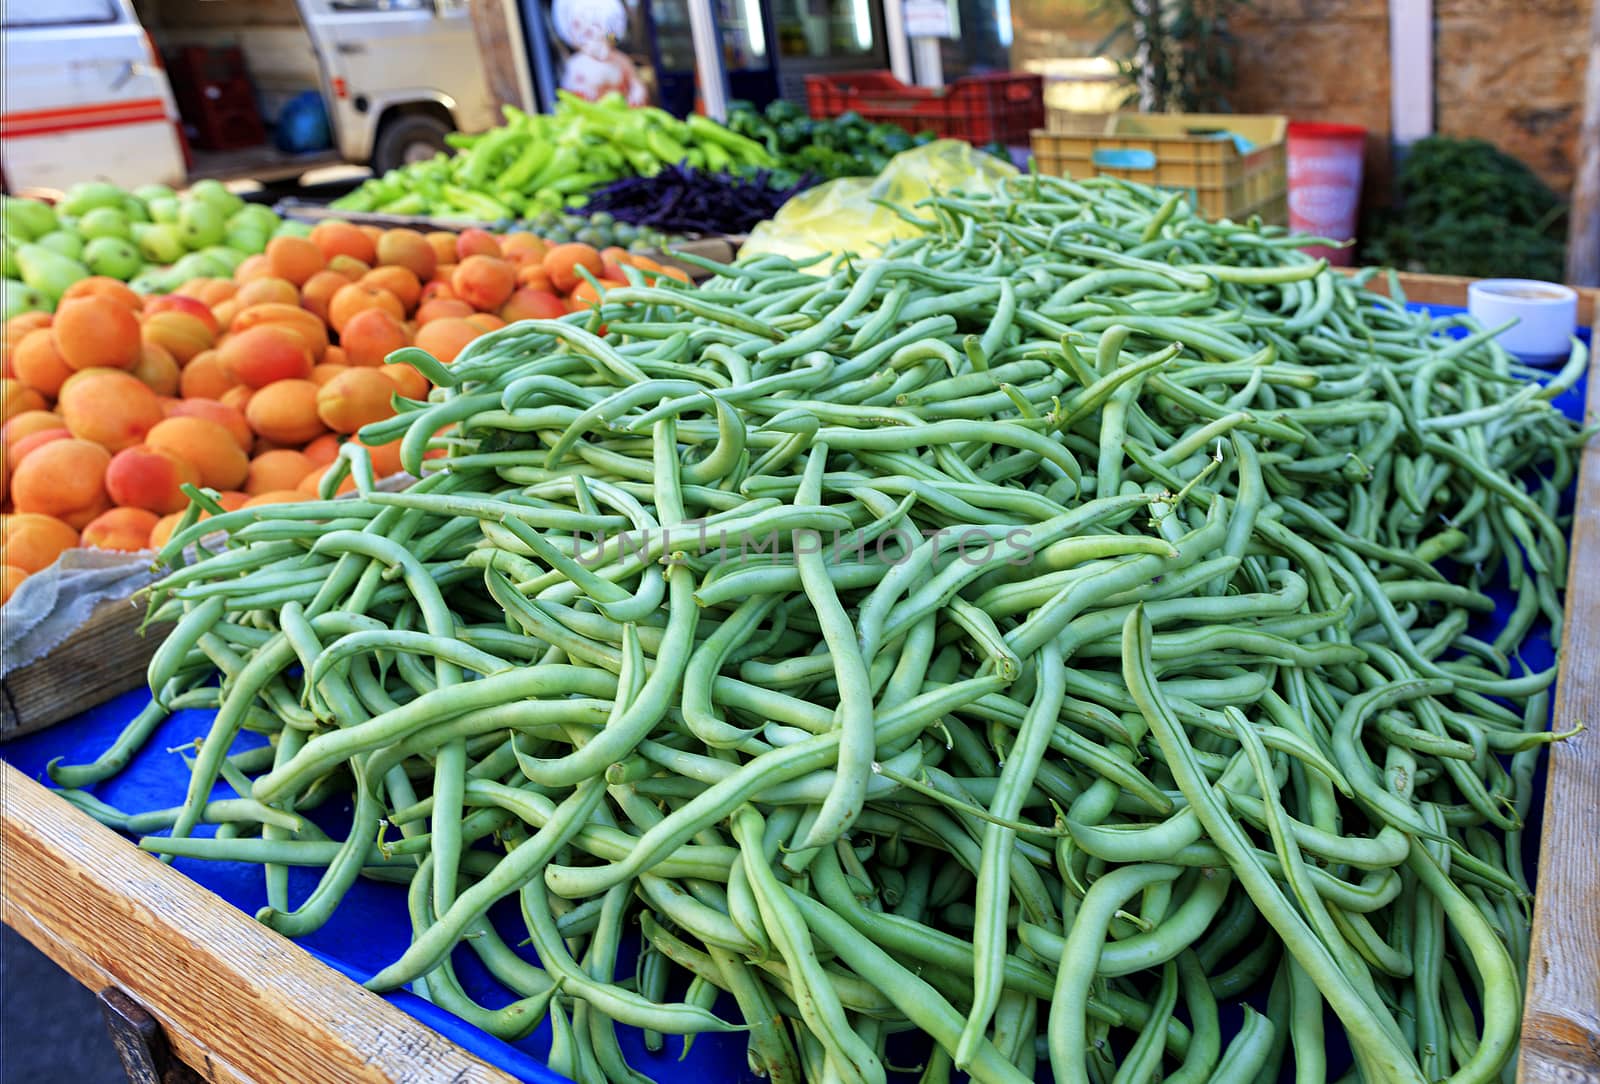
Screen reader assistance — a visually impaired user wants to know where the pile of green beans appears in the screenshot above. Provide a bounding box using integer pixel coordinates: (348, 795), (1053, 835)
(52, 174), (1588, 1084)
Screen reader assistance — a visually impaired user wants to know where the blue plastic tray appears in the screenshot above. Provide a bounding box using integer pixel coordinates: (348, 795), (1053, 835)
(2, 309), (1590, 1083)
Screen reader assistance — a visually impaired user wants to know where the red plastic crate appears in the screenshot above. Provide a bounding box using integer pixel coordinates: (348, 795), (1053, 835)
(805, 71), (1044, 145)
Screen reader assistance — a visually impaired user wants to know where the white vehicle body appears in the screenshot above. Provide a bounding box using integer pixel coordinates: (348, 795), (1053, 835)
(0, 0), (190, 193)
(1, 0), (528, 193)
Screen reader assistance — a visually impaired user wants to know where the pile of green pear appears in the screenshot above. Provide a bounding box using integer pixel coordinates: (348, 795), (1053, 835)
(3, 179), (312, 320)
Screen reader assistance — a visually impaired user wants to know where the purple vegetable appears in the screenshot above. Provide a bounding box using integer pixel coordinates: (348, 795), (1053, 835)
(579, 164), (815, 234)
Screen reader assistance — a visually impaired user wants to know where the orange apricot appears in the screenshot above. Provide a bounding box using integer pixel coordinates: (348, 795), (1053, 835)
(299, 269), (352, 324)
(0, 565), (26, 604)
(375, 228), (436, 282)
(322, 345), (349, 367)
(451, 256), (516, 311)
(11, 329), (73, 397)
(499, 232), (548, 264)
(2, 410), (64, 455)
(150, 511), (185, 549)
(214, 490), (249, 512)
(419, 280), (458, 305)
(382, 361), (430, 401)
(53, 297), (142, 371)
(232, 254), (273, 283)
(80, 506), (159, 551)
(236, 277), (301, 309)
(316, 368), (397, 434)
(340, 308), (410, 368)
(162, 398), (252, 450)
(243, 489), (306, 508)
(219, 324), (314, 389)
(310, 221), (377, 265)
(455, 228), (502, 260)
(58, 369), (164, 451)
(245, 379), (325, 444)
(543, 243), (604, 295)
(415, 298), (475, 325)
(178, 350), (236, 400)
(310, 363), (349, 387)
(104, 444), (198, 514)
(425, 231), (460, 265)
(326, 254), (371, 279)
(516, 264), (554, 292)
(265, 235), (326, 286)
(230, 303), (328, 361)
(9, 427), (72, 465)
(144, 294), (220, 334)
(219, 385), (254, 415)
(2, 513), (79, 573)
(146, 416), (249, 490)
(10, 438), (110, 519)
(413, 318), (479, 364)
(61, 277), (143, 312)
(131, 342), (181, 396)
(353, 435), (404, 478)
(302, 432), (341, 467)
(328, 282), (405, 334)
(298, 463), (355, 496)
(141, 310), (215, 365)
(361, 266), (422, 313)
(464, 313), (506, 333)
(500, 287), (566, 323)
(245, 448), (316, 494)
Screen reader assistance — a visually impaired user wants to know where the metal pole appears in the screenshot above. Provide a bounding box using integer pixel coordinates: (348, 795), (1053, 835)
(883, 0), (914, 84)
(515, 0), (558, 111)
(1387, 0), (1434, 147)
(912, 37), (942, 87)
(1565, 0), (1599, 285)
(686, 0), (730, 120)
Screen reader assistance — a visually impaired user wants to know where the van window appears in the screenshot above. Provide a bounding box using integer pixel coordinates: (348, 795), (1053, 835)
(3, 0), (119, 27)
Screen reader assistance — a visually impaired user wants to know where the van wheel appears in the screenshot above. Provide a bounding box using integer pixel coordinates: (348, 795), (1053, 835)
(372, 113), (453, 173)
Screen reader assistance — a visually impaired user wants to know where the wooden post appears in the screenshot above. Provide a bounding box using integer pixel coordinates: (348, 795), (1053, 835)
(1567, 0), (1599, 285)
(468, 0), (532, 114)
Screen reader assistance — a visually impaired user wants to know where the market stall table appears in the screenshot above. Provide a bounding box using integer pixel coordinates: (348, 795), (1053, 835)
(2, 280), (1597, 1084)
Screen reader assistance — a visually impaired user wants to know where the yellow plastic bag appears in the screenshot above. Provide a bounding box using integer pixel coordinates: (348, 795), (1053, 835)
(741, 140), (1018, 266)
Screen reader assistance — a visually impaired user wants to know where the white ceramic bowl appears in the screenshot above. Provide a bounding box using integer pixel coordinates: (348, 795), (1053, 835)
(1467, 279), (1579, 366)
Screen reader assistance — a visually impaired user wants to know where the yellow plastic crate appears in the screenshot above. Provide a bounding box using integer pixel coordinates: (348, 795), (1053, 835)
(1031, 112), (1288, 224)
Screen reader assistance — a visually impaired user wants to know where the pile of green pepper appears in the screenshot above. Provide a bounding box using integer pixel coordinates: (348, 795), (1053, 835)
(726, 99), (1008, 186)
(333, 92), (774, 221)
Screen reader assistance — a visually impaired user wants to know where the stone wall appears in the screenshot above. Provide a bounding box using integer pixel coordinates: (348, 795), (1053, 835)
(1228, 0), (1591, 202)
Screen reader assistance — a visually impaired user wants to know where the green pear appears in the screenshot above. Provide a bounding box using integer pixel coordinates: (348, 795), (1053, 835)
(129, 267), (182, 295)
(135, 222), (186, 264)
(2, 238), (18, 279)
(186, 179), (245, 218)
(60, 181), (127, 217)
(84, 236), (143, 280)
(78, 206), (132, 241)
(3, 277), (51, 321)
(225, 225), (269, 255)
(15, 243), (88, 303)
(227, 204), (281, 234)
(178, 201), (226, 249)
(172, 251), (230, 280)
(272, 219), (313, 240)
(121, 196), (151, 224)
(134, 183), (176, 204)
(35, 230), (85, 260)
(200, 245), (244, 272)
(147, 197), (180, 225)
(3, 196), (58, 241)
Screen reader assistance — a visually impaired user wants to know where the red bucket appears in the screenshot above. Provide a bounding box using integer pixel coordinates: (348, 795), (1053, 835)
(1287, 122), (1366, 265)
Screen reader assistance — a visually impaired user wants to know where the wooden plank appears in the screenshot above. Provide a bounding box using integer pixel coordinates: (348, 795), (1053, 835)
(1567, 0), (1599, 286)
(1, 596), (167, 740)
(0, 763), (518, 1084)
(1343, 269), (1600, 326)
(1518, 342), (1600, 1082)
(468, 0), (527, 114)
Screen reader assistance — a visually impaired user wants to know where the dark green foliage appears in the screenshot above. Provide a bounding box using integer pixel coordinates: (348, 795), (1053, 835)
(725, 101), (941, 185)
(1361, 137), (1568, 280)
(1098, 0), (1244, 114)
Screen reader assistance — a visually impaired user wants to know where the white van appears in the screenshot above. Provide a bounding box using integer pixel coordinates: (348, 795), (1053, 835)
(1, 0), (526, 194)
